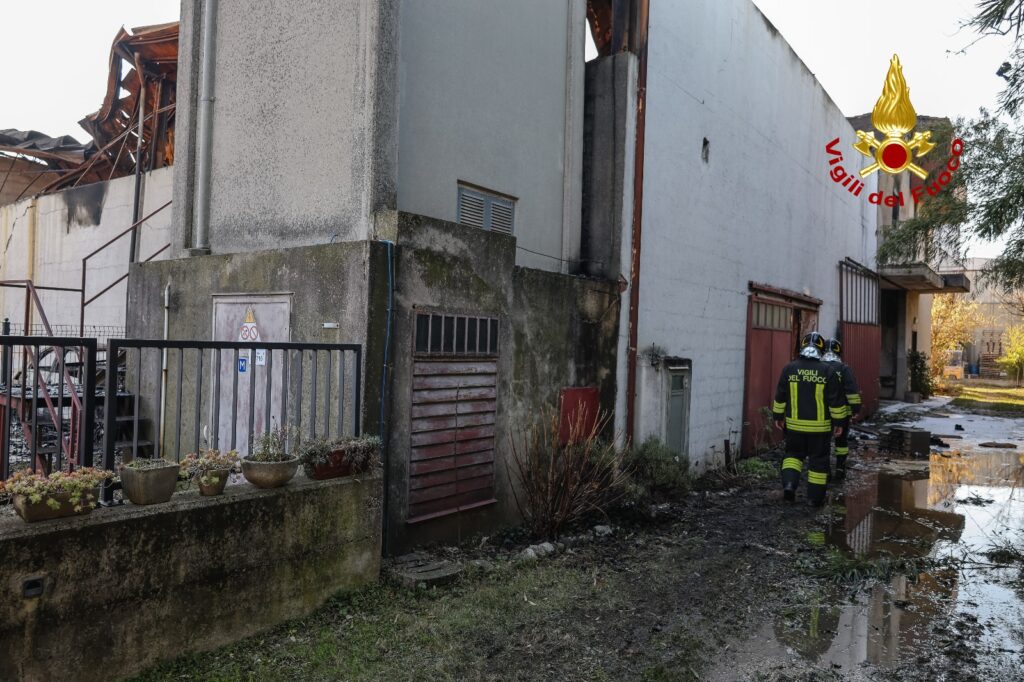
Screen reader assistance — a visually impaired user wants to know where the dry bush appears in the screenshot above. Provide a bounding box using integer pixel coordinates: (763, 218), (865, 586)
(507, 407), (629, 540)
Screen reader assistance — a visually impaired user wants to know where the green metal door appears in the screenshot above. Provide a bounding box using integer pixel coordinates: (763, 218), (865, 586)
(667, 369), (690, 457)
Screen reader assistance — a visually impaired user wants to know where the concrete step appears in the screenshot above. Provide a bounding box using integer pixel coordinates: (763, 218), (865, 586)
(387, 552), (463, 588)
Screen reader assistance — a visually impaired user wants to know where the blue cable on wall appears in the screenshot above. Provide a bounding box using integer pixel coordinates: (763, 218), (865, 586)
(379, 240), (395, 433)
(377, 239), (395, 551)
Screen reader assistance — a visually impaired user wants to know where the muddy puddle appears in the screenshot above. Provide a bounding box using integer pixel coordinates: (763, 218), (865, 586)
(773, 441), (1024, 677)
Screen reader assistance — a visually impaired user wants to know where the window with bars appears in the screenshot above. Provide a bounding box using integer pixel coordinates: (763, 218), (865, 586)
(840, 263), (880, 325)
(752, 301), (792, 331)
(415, 313), (499, 356)
(457, 185), (515, 235)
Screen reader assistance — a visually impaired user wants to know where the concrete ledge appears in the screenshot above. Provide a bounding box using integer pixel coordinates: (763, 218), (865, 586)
(0, 472), (382, 682)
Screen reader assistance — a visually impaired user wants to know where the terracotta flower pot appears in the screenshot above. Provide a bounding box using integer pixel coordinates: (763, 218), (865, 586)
(12, 489), (98, 523)
(197, 469), (231, 496)
(304, 449), (355, 480)
(120, 462), (180, 505)
(241, 457), (299, 489)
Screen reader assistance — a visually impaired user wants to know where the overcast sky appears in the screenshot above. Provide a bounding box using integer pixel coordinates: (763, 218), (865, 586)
(4, 1), (1009, 137)
(751, 0), (1014, 121)
(0, 1), (179, 140)
(2, 1), (1013, 255)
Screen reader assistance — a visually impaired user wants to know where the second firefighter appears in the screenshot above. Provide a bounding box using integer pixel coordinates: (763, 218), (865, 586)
(771, 332), (846, 506)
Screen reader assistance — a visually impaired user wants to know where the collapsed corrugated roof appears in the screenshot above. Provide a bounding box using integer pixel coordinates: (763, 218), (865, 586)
(78, 21), (179, 173)
(0, 130), (90, 204)
(0, 130), (89, 165)
(0, 21), (179, 202)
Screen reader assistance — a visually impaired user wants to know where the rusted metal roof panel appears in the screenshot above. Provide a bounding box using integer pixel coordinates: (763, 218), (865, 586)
(1, 22), (180, 202)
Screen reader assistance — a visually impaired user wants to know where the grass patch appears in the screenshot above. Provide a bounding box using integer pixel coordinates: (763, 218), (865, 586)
(734, 457), (777, 481)
(132, 556), (710, 681)
(949, 385), (1024, 414)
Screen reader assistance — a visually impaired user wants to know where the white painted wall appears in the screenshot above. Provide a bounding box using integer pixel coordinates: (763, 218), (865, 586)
(0, 167), (173, 334)
(627, 0), (878, 469)
(397, 0), (585, 272)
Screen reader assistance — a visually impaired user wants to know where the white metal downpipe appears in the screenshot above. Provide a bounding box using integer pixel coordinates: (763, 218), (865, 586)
(192, 0), (218, 251)
(159, 283), (170, 455)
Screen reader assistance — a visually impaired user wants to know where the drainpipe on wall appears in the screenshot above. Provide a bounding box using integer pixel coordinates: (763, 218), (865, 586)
(624, 0), (650, 444)
(377, 240), (395, 553)
(159, 283), (170, 456)
(191, 0), (218, 254)
(129, 80), (146, 263)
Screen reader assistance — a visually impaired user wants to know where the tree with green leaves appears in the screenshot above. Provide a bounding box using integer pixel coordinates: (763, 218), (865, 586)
(971, 0), (1024, 116)
(878, 2), (1024, 291)
(997, 325), (1024, 385)
(930, 294), (986, 376)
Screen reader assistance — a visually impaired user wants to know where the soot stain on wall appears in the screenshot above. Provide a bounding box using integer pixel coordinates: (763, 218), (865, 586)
(62, 182), (107, 230)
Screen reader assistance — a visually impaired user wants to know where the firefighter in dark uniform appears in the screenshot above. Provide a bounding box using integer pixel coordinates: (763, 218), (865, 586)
(823, 337), (861, 481)
(772, 332), (846, 506)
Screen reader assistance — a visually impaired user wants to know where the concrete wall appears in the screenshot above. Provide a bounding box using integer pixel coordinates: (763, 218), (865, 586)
(173, 0), (398, 255)
(0, 167), (173, 333)
(127, 241), (388, 449)
(581, 53), (637, 279)
(395, 0), (584, 273)
(626, 0), (878, 469)
(0, 473), (381, 682)
(386, 213), (618, 551)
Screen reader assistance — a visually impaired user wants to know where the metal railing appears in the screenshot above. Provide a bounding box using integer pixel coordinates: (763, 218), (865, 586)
(101, 338), (363, 502)
(4, 321), (125, 339)
(0, 282), (92, 467)
(0, 335), (97, 479)
(79, 200), (172, 335)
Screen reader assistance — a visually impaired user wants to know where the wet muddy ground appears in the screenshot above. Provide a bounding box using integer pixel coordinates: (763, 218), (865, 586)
(126, 399), (1024, 680)
(722, 398), (1024, 681)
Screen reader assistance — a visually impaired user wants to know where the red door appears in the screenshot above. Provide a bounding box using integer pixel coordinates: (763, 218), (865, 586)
(840, 322), (880, 417)
(742, 297), (797, 456)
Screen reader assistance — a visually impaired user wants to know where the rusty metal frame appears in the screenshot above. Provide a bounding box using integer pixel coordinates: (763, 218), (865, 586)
(624, 0), (651, 444)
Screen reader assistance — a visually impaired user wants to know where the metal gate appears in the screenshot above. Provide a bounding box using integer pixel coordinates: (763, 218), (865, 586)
(839, 259), (881, 416)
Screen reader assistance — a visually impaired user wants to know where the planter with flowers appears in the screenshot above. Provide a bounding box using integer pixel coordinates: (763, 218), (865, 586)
(180, 449), (240, 496)
(242, 426), (299, 489)
(120, 457), (181, 505)
(297, 435), (382, 480)
(1, 468), (114, 523)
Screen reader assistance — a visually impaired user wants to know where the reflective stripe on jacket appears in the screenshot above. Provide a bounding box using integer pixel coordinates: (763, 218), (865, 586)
(772, 357), (845, 433)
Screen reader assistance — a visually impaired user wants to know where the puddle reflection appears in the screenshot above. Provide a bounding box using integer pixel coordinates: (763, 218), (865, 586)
(774, 448), (1024, 671)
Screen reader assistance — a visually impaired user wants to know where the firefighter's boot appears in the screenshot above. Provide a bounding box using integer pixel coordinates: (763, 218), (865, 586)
(781, 456), (802, 503)
(833, 453), (847, 482)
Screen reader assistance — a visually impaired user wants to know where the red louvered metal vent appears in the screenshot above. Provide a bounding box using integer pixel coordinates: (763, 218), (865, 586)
(408, 313), (499, 524)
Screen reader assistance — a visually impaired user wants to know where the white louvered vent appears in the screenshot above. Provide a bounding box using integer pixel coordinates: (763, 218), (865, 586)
(457, 185), (515, 235)
(490, 199), (514, 235)
(457, 188), (486, 229)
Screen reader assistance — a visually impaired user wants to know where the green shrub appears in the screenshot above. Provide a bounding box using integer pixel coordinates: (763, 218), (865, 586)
(908, 350), (935, 398)
(624, 437), (691, 499)
(735, 457), (776, 481)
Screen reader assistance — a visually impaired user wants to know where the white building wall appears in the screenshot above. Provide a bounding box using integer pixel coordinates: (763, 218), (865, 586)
(397, 0), (585, 272)
(0, 167), (173, 334)
(630, 0), (878, 469)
